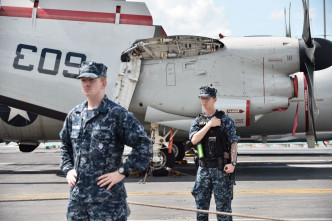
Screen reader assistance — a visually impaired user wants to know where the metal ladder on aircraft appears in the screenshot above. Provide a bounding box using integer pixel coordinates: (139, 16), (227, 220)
(111, 55), (141, 110)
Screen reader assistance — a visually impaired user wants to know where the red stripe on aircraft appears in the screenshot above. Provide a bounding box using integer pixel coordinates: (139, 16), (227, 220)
(0, 6), (153, 26)
(246, 100), (250, 126)
(0, 6), (32, 18)
(292, 103), (299, 136)
(37, 8), (116, 23)
(303, 73), (309, 132)
(37, 9), (153, 25)
(293, 75), (299, 98)
(120, 14), (152, 26)
(272, 107), (288, 112)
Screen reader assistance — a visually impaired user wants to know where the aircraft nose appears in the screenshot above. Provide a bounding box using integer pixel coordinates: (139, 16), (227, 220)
(299, 38), (332, 72)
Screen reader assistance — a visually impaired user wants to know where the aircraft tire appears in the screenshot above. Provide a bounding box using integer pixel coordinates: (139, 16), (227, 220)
(152, 149), (175, 176)
(19, 144), (38, 152)
(173, 141), (185, 161)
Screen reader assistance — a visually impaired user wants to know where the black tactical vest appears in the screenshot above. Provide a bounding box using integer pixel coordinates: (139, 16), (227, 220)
(198, 111), (230, 160)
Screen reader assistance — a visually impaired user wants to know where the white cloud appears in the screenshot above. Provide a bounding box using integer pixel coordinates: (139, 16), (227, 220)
(295, 7), (316, 20)
(309, 7), (316, 19)
(133, 0), (231, 38)
(269, 10), (284, 20)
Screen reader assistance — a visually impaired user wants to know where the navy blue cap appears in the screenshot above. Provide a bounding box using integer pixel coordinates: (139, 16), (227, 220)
(77, 61), (107, 79)
(198, 86), (217, 98)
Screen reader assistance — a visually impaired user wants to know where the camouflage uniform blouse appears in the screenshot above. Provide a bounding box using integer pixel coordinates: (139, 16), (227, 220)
(60, 95), (152, 203)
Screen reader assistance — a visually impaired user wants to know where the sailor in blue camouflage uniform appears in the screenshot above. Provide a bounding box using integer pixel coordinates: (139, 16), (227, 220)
(60, 61), (152, 221)
(189, 86), (239, 221)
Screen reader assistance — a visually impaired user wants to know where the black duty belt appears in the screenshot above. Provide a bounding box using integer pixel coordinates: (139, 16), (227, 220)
(199, 159), (218, 168)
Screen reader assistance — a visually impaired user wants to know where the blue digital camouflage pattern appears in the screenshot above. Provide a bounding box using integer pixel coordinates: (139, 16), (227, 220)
(189, 110), (238, 221)
(192, 167), (233, 221)
(198, 86), (217, 98)
(67, 200), (127, 221)
(59, 95), (152, 204)
(77, 61), (108, 79)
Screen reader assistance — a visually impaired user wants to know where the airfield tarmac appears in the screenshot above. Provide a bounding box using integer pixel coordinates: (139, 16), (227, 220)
(0, 145), (332, 221)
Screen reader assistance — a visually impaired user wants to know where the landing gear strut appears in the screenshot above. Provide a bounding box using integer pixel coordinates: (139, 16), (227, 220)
(150, 123), (178, 176)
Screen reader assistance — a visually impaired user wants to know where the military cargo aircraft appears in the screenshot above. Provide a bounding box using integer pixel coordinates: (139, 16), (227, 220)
(1, 0), (332, 175)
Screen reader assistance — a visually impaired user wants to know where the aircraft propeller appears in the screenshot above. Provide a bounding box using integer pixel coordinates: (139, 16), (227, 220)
(284, 2), (291, 38)
(298, 0), (332, 142)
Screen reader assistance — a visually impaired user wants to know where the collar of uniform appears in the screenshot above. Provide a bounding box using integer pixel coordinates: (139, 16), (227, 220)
(75, 101), (88, 114)
(96, 95), (109, 114)
(202, 109), (218, 118)
(74, 95), (108, 114)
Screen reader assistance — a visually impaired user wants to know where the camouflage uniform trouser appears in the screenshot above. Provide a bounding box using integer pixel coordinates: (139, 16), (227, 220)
(67, 199), (128, 221)
(192, 167), (233, 221)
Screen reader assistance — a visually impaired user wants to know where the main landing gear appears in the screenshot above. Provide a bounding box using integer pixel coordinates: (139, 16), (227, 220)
(149, 123), (179, 176)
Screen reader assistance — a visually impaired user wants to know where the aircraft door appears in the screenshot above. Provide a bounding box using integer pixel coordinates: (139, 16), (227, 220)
(166, 63), (175, 86)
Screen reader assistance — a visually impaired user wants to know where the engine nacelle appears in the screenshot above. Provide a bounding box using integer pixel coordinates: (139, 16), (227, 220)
(215, 98), (250, 127)
(215, 96), (290, 127)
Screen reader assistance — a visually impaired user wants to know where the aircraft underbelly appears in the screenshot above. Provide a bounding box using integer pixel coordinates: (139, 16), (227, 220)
(0, 114), (63, 143)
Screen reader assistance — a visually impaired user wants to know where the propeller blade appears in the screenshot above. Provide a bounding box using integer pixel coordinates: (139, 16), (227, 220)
(284, 3), (291, 38)
(303, 62), (318, 142)
(288, 2), (291, 37)
(300, 0), (319, 143)
(304, 44), (316, 64)
(302, 0), (314, 48)
(284, 8), (289, 37)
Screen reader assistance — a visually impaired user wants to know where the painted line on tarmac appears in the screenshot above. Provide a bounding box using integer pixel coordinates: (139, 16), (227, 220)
(287, 164), (332, 168)
(0, 193), (68, 199)
(1, 189), (332, 200)
(235, 189), (332, 194)
(111, 219), (332, 221)
(238, 159), (332, 163)
(131, 189), (332, 195)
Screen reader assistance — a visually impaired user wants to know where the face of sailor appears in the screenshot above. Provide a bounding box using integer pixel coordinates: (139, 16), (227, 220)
(80, 77), (106, 98)
(200, 96), (217, 110)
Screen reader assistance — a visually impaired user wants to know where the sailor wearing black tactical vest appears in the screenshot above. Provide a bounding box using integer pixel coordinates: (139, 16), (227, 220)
(189, 86), (239, 221)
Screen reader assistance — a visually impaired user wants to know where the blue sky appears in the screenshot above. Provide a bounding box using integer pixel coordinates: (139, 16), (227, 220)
(131, 0), (332, 40)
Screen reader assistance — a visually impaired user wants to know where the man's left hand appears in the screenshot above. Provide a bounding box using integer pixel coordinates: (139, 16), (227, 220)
(97, 171), (125, 190)
(224, 164), (235, 174)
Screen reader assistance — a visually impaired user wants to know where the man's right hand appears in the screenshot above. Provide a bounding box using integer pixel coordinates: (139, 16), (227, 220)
(209, 116), (221, 127)
(66, 169), (77, 188)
